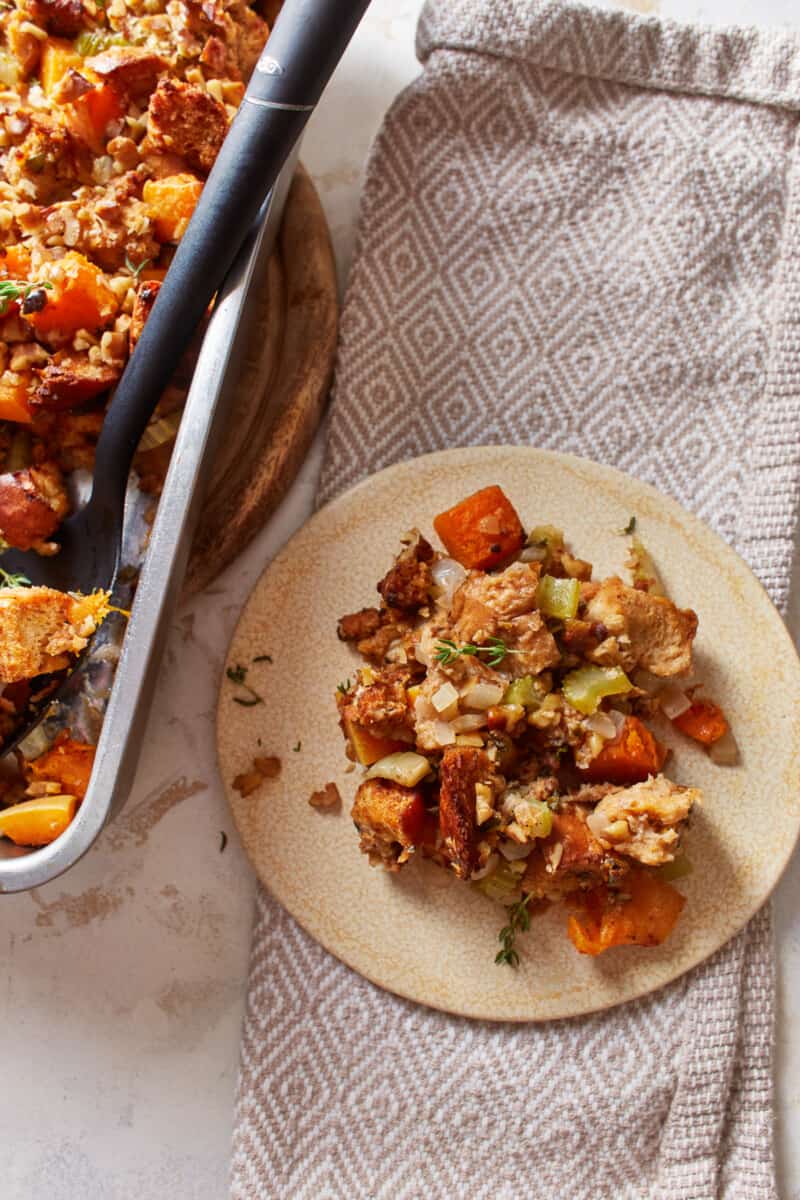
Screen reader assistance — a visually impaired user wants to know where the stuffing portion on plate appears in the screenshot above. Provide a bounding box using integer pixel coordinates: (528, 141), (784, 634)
(335, 486), (733, 961)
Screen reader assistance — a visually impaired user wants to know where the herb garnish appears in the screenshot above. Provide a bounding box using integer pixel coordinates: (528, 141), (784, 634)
(219, 831), (228, 853)
(292, 740), (301, 752)
(495, 893), (536, 968)
(621, 515), (637, 535)
(435, 637), (520, 669)
(336, 678), (352, 695)
(0, 279), (53, 317)
(226, 664), (263, 707)
(253, 653), (273, 663)
(0, 565), (32, 589)
(124, 254), (151, 281)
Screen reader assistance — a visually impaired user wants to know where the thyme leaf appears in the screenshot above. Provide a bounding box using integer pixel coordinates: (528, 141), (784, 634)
(494, 893), (535, 968)
(0, 565), (32, 589)
(0, 278), (53, 317)
(124, 254), (151, 281)
(226, 663), (263, 706)
(434, 636), (519, 669)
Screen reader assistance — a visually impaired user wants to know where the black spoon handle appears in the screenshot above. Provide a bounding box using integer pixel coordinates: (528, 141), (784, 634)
(90, 0), (370, 519)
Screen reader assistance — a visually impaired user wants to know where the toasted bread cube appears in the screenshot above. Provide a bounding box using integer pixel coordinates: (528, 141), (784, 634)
(0, 587), (109, 683)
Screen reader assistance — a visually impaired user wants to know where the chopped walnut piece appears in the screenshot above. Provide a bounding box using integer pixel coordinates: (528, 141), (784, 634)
(309, 782), (341, 811)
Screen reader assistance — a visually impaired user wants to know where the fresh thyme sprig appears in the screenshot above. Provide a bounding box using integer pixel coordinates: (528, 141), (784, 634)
(0, 278), (53, 317)
(0, 565), (31, 589)
(495, 893), (535, 968)
(435, 636), (519, 669)
(124, 254), (152, 281)
(226, 664), (263, 707)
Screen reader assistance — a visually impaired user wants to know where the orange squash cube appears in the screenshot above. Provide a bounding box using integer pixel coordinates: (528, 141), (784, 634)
(0, 794), (77, 846)
(40, 37), (82, 98)
(28, 736), (95, 800)
(27, 251), (118, 337)
(0, 373), (33, 424)
(344, 716), (406, 766)
(567, 868), (686, 956)
(143, 174), (203, 243)
(433, 485), (525, 570)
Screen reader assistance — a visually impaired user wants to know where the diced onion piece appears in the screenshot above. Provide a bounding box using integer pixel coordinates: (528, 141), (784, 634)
(366, 751), (432, 788)
(498, 838), (533, 861)
(429, 720), (457, 747)
(430, 556), (467, 604)
(456, 733), (485, 747)
(708, 727), (739, 766)
(519, 545), (546, 563)
(536, 574), (580, 620)
(609, 708), (626, 734)
(461, 679), (505, 710)
(471, 852), (499, 881)
(586, 711), (617, 740)
(450, 712), (487, 732)
(659, 684), (692, 720)
(431, 681), (459, 714)
(562, 665), (633, 716)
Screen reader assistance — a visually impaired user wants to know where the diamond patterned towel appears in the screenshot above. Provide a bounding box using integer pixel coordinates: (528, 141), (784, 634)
(231, 3), (800, 1196)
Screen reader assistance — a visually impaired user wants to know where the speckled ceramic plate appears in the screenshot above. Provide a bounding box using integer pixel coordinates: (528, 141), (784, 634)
(216, 446), (800, 1021)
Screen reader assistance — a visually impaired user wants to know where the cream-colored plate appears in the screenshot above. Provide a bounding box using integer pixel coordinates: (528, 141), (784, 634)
(216, 446), (800, 1021)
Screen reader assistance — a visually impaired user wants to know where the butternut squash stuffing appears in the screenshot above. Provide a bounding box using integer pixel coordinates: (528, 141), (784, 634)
(0, 0), (278, 553)
(0, 0), (281, 847)
(335, 487), (732, 962)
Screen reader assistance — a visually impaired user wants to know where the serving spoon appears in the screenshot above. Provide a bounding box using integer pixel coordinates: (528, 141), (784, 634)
(0, 0), (371, 752)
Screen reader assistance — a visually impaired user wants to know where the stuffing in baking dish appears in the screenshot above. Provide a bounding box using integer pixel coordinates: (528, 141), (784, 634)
(0, 0), (280, 847)
(336, 486), (733, 961)
(0, 0), (277, 550)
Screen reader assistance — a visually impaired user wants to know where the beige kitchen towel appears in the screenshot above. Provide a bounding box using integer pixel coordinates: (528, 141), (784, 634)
(231, 2), (800, 1196)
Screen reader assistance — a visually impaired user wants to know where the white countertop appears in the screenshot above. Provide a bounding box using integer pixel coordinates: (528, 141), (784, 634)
(3, 2), (800, 1197)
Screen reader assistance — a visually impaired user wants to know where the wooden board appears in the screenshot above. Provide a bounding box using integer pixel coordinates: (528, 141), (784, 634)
(216, 445), (800, 1022)
(183, 164), (338, 596)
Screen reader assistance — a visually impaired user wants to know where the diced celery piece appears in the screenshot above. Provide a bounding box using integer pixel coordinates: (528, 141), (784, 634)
(627, 535), (665, 596)
(474, 860), (525, 902)
(528, 524), (563, 552)
(502, 675), (543, 709)
(658, 855), (693, 882)
(562, 665), (633, 715)
(365, 751), (432, 787)
(536, 574), (580, 619)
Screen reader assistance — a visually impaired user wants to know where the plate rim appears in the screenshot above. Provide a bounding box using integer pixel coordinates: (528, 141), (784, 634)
(216, 444), (800, 1022)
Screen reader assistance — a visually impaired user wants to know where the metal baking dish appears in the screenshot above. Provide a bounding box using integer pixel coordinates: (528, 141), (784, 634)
(0, 151), (299, 893)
